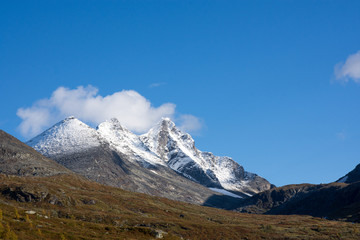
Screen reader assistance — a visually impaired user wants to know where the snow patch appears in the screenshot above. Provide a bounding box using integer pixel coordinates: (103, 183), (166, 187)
(209, 188), (243, 198)
(337, 175), (348, 183)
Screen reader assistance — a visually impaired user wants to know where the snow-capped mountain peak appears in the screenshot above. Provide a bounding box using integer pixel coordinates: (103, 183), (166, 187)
(97, 118), (165, 167)
(141, 118), (197, 160)
(28, 116), (272, 197)
(141, 118), (271, 195)
(27, 117), (103, 157)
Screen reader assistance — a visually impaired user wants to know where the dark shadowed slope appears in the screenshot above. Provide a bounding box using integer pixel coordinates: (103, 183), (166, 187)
(337, 163), (360, 183)
(0, 130), (71, 176)
(236, 182), (360, 222)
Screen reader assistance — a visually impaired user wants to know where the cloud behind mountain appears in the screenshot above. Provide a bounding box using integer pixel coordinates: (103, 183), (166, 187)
(17, 85), (201, 138)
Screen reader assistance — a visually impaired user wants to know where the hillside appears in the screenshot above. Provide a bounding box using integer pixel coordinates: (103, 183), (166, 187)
(0, 174), (359, 240)
(236, 182), (360, 223)
(0, 130), (71, 176)
(337, 163), (360, 184)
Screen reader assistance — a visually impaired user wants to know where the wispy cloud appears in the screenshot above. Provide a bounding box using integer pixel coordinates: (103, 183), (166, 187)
(334, 50), (360, 83)
(149, 82), (166, 88)
(17, 85), (202, 138)
(177, 114), (203, 134)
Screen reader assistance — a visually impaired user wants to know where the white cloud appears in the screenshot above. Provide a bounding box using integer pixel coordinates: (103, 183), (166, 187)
(334, 50), (360, 83)
(17, 85), (201, 138)
(177, 114), (203, 134)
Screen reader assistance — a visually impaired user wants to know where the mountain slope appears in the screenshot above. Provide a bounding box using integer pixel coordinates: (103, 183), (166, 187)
(2, 173), (359, 240)
(236, 182), (360, 222)
(97, 118), (165, 167)
(141, 118), (271, 196)
(337, 163), (360, 183)
(0, 129), (71, 176)
(27, 117), (239, 207)
(27, 116), (105, 157)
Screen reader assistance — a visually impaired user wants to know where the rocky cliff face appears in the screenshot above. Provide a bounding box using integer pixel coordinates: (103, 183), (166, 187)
(141, 118), (271, 195)
(0, 130), (71, 176)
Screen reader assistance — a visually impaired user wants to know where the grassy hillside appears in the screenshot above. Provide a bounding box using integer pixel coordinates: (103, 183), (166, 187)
(0, 174), (359, 240)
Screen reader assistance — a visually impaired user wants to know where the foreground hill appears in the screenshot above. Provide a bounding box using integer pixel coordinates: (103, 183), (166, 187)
(0, 130), (71, 176)
(0, 173), (359, 240)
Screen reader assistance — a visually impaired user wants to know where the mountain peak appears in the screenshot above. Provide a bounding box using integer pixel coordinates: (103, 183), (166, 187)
(158, 117), (176, 130)
(56, 116), (86, 128)
(141, 118), (271, 195)
(97, 117), (165, 167)
(28, 116), (272, 197)
(27, 117), (103, 157)
(97, 118), (128, 132)
(65, 116), (76, 120)
(161, 117), (173, 123)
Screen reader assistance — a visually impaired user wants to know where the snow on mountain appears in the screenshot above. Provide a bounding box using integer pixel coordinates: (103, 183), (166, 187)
(28, 116), (271, 197)
(208, 188), (243, 198)
(337, 176), (348, 183)
(97, 118), (165, 167)
(27, 116), (104, 157)
(336, 163), (360, 184)
(27, 117), (233, 206)
(28, 117), (165, 167)
(141, 118), (271, 195)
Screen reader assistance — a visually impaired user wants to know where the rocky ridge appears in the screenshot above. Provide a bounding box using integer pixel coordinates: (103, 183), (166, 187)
(141, 118), (271, 195)
(28, 117), (272, 199)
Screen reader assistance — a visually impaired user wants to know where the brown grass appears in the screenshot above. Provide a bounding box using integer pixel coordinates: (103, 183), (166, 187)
(0, 174), (359, 239)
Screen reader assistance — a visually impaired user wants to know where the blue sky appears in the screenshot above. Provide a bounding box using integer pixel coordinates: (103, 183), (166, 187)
(1, 0), (360, 186)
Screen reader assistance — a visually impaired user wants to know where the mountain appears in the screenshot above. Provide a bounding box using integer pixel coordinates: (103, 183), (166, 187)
(28, 117), (271, 200)
(27, 117), (243, 207)
(337, 163), (360, 183)
(231, 162), (360, 222)
(97, 118), (165, 168)
(0, 129), (71, 176)
(235, 181), (360, 222)
(28, 116), (106, 157)
(141, 118), (271, 196)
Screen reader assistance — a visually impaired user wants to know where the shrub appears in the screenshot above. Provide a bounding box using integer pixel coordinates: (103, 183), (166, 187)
(14, 208), (19, 220)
